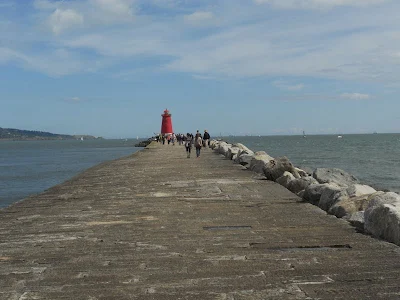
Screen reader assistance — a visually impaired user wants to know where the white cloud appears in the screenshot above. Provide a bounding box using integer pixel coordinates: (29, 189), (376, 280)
(340, 93), (371, 100)
(164, 6), (400, 82)
(38, 0), (135, 33)
(0, 47), (23, 64)
(34, 0), (59, 10)
(0, 46), (105, 77)
(2, 0), (400, 83)
(64, 30), (169, 57)
(254, 0), (389, 9)
(89, 0), (135, 22)
(49, 8), (84, 34)
(287, 84), (304, 91)
(184, 11), (214, 23)
(192, 74), (219, 80)
(68, 96), (81, 102)
(273, 80), (304, 90)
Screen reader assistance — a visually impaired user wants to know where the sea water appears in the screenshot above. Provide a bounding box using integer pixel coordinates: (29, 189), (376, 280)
(0, 139), (140, 208)
(225, 133), (400, 193)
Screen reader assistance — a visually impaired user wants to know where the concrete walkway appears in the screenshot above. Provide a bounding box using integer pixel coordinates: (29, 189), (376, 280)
(1, 142), (400, 299)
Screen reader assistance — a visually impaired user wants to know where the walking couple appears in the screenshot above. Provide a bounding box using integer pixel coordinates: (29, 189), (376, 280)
(185, 130), (204, 158)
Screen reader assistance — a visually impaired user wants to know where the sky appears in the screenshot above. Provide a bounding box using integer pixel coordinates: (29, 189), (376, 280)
(1, 0), (400, 138)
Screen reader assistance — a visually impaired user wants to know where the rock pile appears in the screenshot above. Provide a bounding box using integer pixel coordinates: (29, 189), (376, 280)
(210, 139), (400, 246)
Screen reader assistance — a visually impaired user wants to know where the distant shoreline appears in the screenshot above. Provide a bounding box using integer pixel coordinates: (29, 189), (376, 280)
(0, 137), (103, 141)
(0, 127), (101, 141)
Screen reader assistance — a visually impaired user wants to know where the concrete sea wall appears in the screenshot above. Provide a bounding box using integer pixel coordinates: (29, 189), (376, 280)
(210, 139), (400, 246)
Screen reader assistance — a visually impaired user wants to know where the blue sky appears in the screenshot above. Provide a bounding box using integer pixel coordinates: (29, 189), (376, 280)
(1, 0), (400, 138)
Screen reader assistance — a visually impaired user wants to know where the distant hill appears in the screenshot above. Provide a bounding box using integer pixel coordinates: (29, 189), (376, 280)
(0, 127), (101, 141)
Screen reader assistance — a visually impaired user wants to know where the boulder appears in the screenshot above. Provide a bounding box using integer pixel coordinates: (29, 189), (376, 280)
(294, 167), (309, 178)
(313, 168), (358, 187)
(318, 185), (348, 211)
(329, 193), (379, 218)
(346, 211), (365, 232)
(303, 183), (332, 205)
(218, 143), (231, 156)
(287, 176), (318, 194)
(263, 156), (300, 181)
(210, 140), (218, 149)
(226, 147), (240, 160)
(346, 184), (377, 198)
(235, 153), (254, 166)
(298, 166), (313, 176)
(234, 143), (253, 153)
(237, 148), (254, 158)
(297, 190), (305, 198)
(213, 141), (223, 151)
(276, 172), (296, 188)
(364, 192), (400, 246)
(249, 151), (274, 174)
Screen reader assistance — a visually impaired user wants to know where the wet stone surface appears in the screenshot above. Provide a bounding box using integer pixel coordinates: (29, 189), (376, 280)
(1, 142), (400, 299)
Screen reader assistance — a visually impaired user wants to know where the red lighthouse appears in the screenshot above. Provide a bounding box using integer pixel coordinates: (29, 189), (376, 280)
(161, 109), (173, 135)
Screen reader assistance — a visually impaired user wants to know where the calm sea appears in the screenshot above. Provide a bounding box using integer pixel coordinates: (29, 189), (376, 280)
(0, 139), (141, 208)
(225, 133), (400, 194)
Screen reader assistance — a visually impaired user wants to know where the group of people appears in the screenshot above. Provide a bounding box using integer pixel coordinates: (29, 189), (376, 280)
(156, 133), (183, 145)
(184, 130), (210, 158)
(156, 130), (211, 158)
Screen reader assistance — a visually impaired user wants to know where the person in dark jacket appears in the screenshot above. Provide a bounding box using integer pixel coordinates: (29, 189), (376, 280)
(194, 130), (203, 158)
(203, 130), (210, 148)
(185, 133), (193, 158)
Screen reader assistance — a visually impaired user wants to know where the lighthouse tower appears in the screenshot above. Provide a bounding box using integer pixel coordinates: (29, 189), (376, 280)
(161, 109), (173, 135)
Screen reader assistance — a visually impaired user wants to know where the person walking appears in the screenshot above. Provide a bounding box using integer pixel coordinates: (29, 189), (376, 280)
(185, 133), (193, 158)
(203, 130), (210, 148)
(172, 133), (176, 146)
(194, 130), (203, 158)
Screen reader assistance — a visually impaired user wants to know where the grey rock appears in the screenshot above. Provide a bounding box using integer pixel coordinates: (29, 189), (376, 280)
(226, 147), (240, 160)
(346, 184), (377, 198)
(313, 168), (358, 187)
(218, 144), (231, 156)
(276, 172), (296, 188)
(263, 156), (300, 181)
(249, 151), (274, 174)
(287, 176), (319, 194)
(294, 167), (309, 178)
(329, 193), (379, 218)
(210, 140), (218, 149)
(237, 148), (254, 158)
(303, 183), (331, 205)
(234, 146), (254, 165)
(347, 211), (365, 232)
(318, 185), (348, 211)
(298, 166), (313, 176)
(364, 192), (400, 246)
(235, 153), (254, 166)
(234, 143), (253, 153)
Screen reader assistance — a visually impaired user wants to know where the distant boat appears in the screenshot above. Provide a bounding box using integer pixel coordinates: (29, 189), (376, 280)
(80, 137), (83, 141)
(303, 131), (306, 138)
(337, 135), (343, 139)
